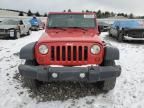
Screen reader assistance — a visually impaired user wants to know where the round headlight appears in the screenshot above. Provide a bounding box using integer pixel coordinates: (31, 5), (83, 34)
(39, 45), (48, 54)
(91, 45), (101, 54)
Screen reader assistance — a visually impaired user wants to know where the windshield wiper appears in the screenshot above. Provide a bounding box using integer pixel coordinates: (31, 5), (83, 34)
(70, 27), (88, 31)
(48, 27), (66, 31)
(48, 27), (88, 32)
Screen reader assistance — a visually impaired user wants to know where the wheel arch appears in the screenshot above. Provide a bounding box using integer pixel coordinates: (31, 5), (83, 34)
(104, 44), (120, 61)
(20, 42), (37, 60)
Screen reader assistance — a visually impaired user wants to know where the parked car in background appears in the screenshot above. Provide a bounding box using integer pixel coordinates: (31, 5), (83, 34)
(29, 16), (45, 31)
(23, 18), (32, 29)
(109, 20), (144, 42)
(39, 20), (45, 30)
(0, 19), (31, 39)
(98, 21), (110, 32)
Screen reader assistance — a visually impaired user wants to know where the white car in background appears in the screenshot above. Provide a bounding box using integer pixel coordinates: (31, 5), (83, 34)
(0, 18), (31, 39)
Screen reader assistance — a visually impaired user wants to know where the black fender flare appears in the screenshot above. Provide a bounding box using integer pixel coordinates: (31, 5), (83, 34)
(20, 42), (37, 60)
(104, 43), (120, 60)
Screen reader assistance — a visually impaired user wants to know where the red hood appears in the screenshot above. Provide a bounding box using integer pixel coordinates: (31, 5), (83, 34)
(38, 29), (102, 44)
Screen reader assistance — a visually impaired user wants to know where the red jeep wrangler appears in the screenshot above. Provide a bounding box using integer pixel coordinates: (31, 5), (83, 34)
(19, 12), (121, 91)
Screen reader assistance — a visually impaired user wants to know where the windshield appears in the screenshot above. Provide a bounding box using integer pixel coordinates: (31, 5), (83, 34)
(120, 21), (141, 28)
(48, 14), (96, 28)
(0, 19), (18, 25)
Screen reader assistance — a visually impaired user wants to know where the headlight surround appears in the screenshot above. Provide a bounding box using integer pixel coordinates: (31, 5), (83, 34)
(9, 29), (15, 33)
(9, 29), (15, 37)
(39, 45), (48, 54)
(91, 44), (101, 55)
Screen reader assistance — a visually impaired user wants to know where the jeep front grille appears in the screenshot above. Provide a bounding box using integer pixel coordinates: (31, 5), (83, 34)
(50, 46), (88, 62)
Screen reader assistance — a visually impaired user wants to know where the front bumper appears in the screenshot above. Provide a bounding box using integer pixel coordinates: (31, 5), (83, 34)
(0, 29), (16, 38)
(124, 29), (144, 38)
(18, 65), (121, 82)
(124, 36), (144, 40)
(0, 33), (10, 38)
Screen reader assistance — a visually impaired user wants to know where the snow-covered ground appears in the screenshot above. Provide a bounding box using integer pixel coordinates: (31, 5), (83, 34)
(0, 30), (144, 108)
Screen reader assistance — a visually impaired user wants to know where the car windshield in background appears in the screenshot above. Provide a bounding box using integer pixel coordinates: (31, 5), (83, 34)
(0, 19), (18, 25)
(120, 21), (141, 28)
(48, 14), (96, 28)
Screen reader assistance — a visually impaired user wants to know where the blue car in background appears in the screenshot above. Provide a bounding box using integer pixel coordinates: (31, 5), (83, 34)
(29, 17), (45, 31)
(109, 20), (144, 42)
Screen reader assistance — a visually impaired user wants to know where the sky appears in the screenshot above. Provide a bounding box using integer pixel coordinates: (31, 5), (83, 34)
(0, 0), (143, 16)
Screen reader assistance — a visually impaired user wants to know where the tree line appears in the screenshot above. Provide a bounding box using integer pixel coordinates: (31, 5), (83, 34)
(1, 8), (144, 19)
(64, 9), (136, 19)
(0, 9), (47, 17)
(17, 9), (138, 18)
(63, 9), (144, 19)
(19, 10), (48, 17)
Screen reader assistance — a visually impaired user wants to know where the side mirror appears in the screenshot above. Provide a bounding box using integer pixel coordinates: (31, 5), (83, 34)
(98, 25), (101, 35)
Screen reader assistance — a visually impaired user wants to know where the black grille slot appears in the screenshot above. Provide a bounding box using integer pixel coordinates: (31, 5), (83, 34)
(56, 46), (60, 61)
(51, 46), (55, 61)
(51, 45), (88, 62)
(68, 46), (71, 61)
(62, 46), (66, 61)
(73, 46), (77, 61)
(84, 46), (88, 61)
(79, 46), (82, 61)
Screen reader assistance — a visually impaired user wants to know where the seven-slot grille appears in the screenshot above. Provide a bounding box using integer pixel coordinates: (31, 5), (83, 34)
(50, 46), (88, 62)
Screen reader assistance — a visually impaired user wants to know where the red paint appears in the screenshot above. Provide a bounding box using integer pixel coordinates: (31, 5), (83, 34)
(35, 12), (105, 66)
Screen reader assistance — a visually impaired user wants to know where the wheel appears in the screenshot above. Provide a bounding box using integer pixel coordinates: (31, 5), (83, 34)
(97, 60), (117, 91)
(97, 77), (116, 91)
(117, 32), (124, 42)
(36, 27), (39, 31)
(15, 31), (21, 39)
(109, 31), (112, 37)
(24, 78), (39, 90)
(108, 29), (113, 37)
(42, 24), (45, 29)
(23, 60), (40, 90)
(27, 29), (31, 35)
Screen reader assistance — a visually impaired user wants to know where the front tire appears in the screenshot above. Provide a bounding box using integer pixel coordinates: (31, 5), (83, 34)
(24, 78), (39, 90)
(23, 60), (40, 90)
(15, 31), (21, 39)
(27, 29), (31, 35)
(109, 30), (112, 37)
(97, 60), (117, 91)
(117, 32), (124, 42)
(36, 27), (39, 31)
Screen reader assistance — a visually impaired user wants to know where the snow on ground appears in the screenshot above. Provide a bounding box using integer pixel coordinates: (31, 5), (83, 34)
(0, 31), (144, 108)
